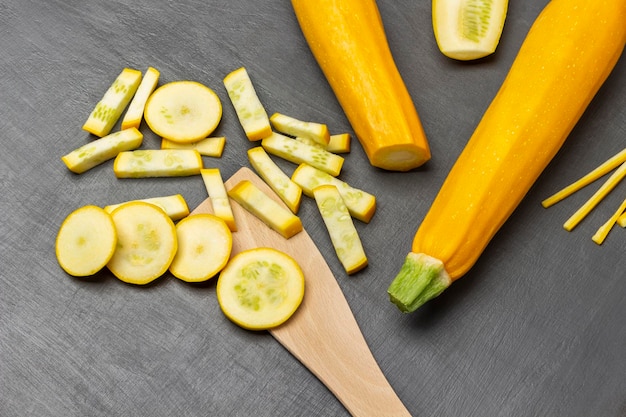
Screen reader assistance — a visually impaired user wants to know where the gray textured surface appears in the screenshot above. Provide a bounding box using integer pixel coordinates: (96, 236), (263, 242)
(1, 1), (625, 416)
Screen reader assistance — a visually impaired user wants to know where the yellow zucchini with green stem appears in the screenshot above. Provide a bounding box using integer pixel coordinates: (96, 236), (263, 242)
(290, 0), (431, 171)
(388, 0), (626, 313)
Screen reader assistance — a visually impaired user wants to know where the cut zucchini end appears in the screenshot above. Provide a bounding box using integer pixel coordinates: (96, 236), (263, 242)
(120, 118), (141, 131)
(245, 125), (273, 142)
(370, 143), (431, 172)
(387, 252), (451, 313)
(345, 257), (368, 275)
(61, 155), (81, 174)
(223, 67), (272, 142)
(433, 0), (508, 61)
(327, 133), (351, 154)
(355, 197), (377, 224)
(438, 46), (497, 61)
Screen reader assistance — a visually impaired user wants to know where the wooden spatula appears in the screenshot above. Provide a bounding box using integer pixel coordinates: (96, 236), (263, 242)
(191, 167), (411, 417)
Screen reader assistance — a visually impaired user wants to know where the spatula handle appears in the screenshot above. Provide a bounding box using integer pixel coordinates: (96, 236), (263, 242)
(271, 306), (412, 417)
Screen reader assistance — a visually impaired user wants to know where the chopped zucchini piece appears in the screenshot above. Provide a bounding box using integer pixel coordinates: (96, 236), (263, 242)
(313, 185), (368, 274)
(543, 148), (626, 208)
(295, 133), (351, 154)
(223, 67), (272, 141)
(262, 132), (343, 176)
(270, 112), (330, 146)
(161, 136), (226, 157)
(83, 68), (142, 137)
(327, 133), (351, 154)
(121, 66), (160, 130)
(618, 211), (626, 228)
(104, 194), (189, 221)
(62, 128), (143, 174)
(248, 147), (302, 214)
(227, 179), (302, 239)
(291, 163), (376, 223)
(433, 0), (509, 61)
(113, 149), (203, 178)
(200, 168), (237, 231)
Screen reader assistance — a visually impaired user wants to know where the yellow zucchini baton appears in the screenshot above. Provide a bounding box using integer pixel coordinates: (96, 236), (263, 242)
(291, 0), (430, 171)
(388, 0), (626, 312)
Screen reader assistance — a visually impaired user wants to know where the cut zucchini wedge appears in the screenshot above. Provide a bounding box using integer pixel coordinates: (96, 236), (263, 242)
(83, 68), (142, 137)
(248, 146), (302, 214)
(113, 149), (203, 178)
(121, 67), (160, 130)
(270, 112), (330, 146)
(262, 132), (343, 176)
(62, 128), (143, 174)
(223, 67), (272, 141)
(227, 179), (302, 239)
(313, 185), (368, 275)
(201, 168), (237, 232)
(291, 163), (376, 223)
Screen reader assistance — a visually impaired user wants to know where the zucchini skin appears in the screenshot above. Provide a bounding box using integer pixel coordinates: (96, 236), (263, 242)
(389, 0), (626, 313)
(291, 0), (431, 171)
(417, 0), (626, 280)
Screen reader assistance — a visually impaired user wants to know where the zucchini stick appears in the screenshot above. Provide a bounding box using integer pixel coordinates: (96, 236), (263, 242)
(542, 148), (626, 208)
(591, 198), (626, 245)
(563, 161), (626, 231)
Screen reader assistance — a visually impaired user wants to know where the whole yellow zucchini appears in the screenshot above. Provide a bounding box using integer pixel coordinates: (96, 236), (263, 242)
(291, 0), (431, 171)
(388, 0), (626, 312)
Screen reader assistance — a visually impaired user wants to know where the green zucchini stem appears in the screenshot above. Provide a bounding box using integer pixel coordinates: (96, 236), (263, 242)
(387, 252), (451, 313)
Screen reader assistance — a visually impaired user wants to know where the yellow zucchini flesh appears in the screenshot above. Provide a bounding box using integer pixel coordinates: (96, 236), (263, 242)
(291, 0), (431, 171)
(388, 0), (626, 312)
